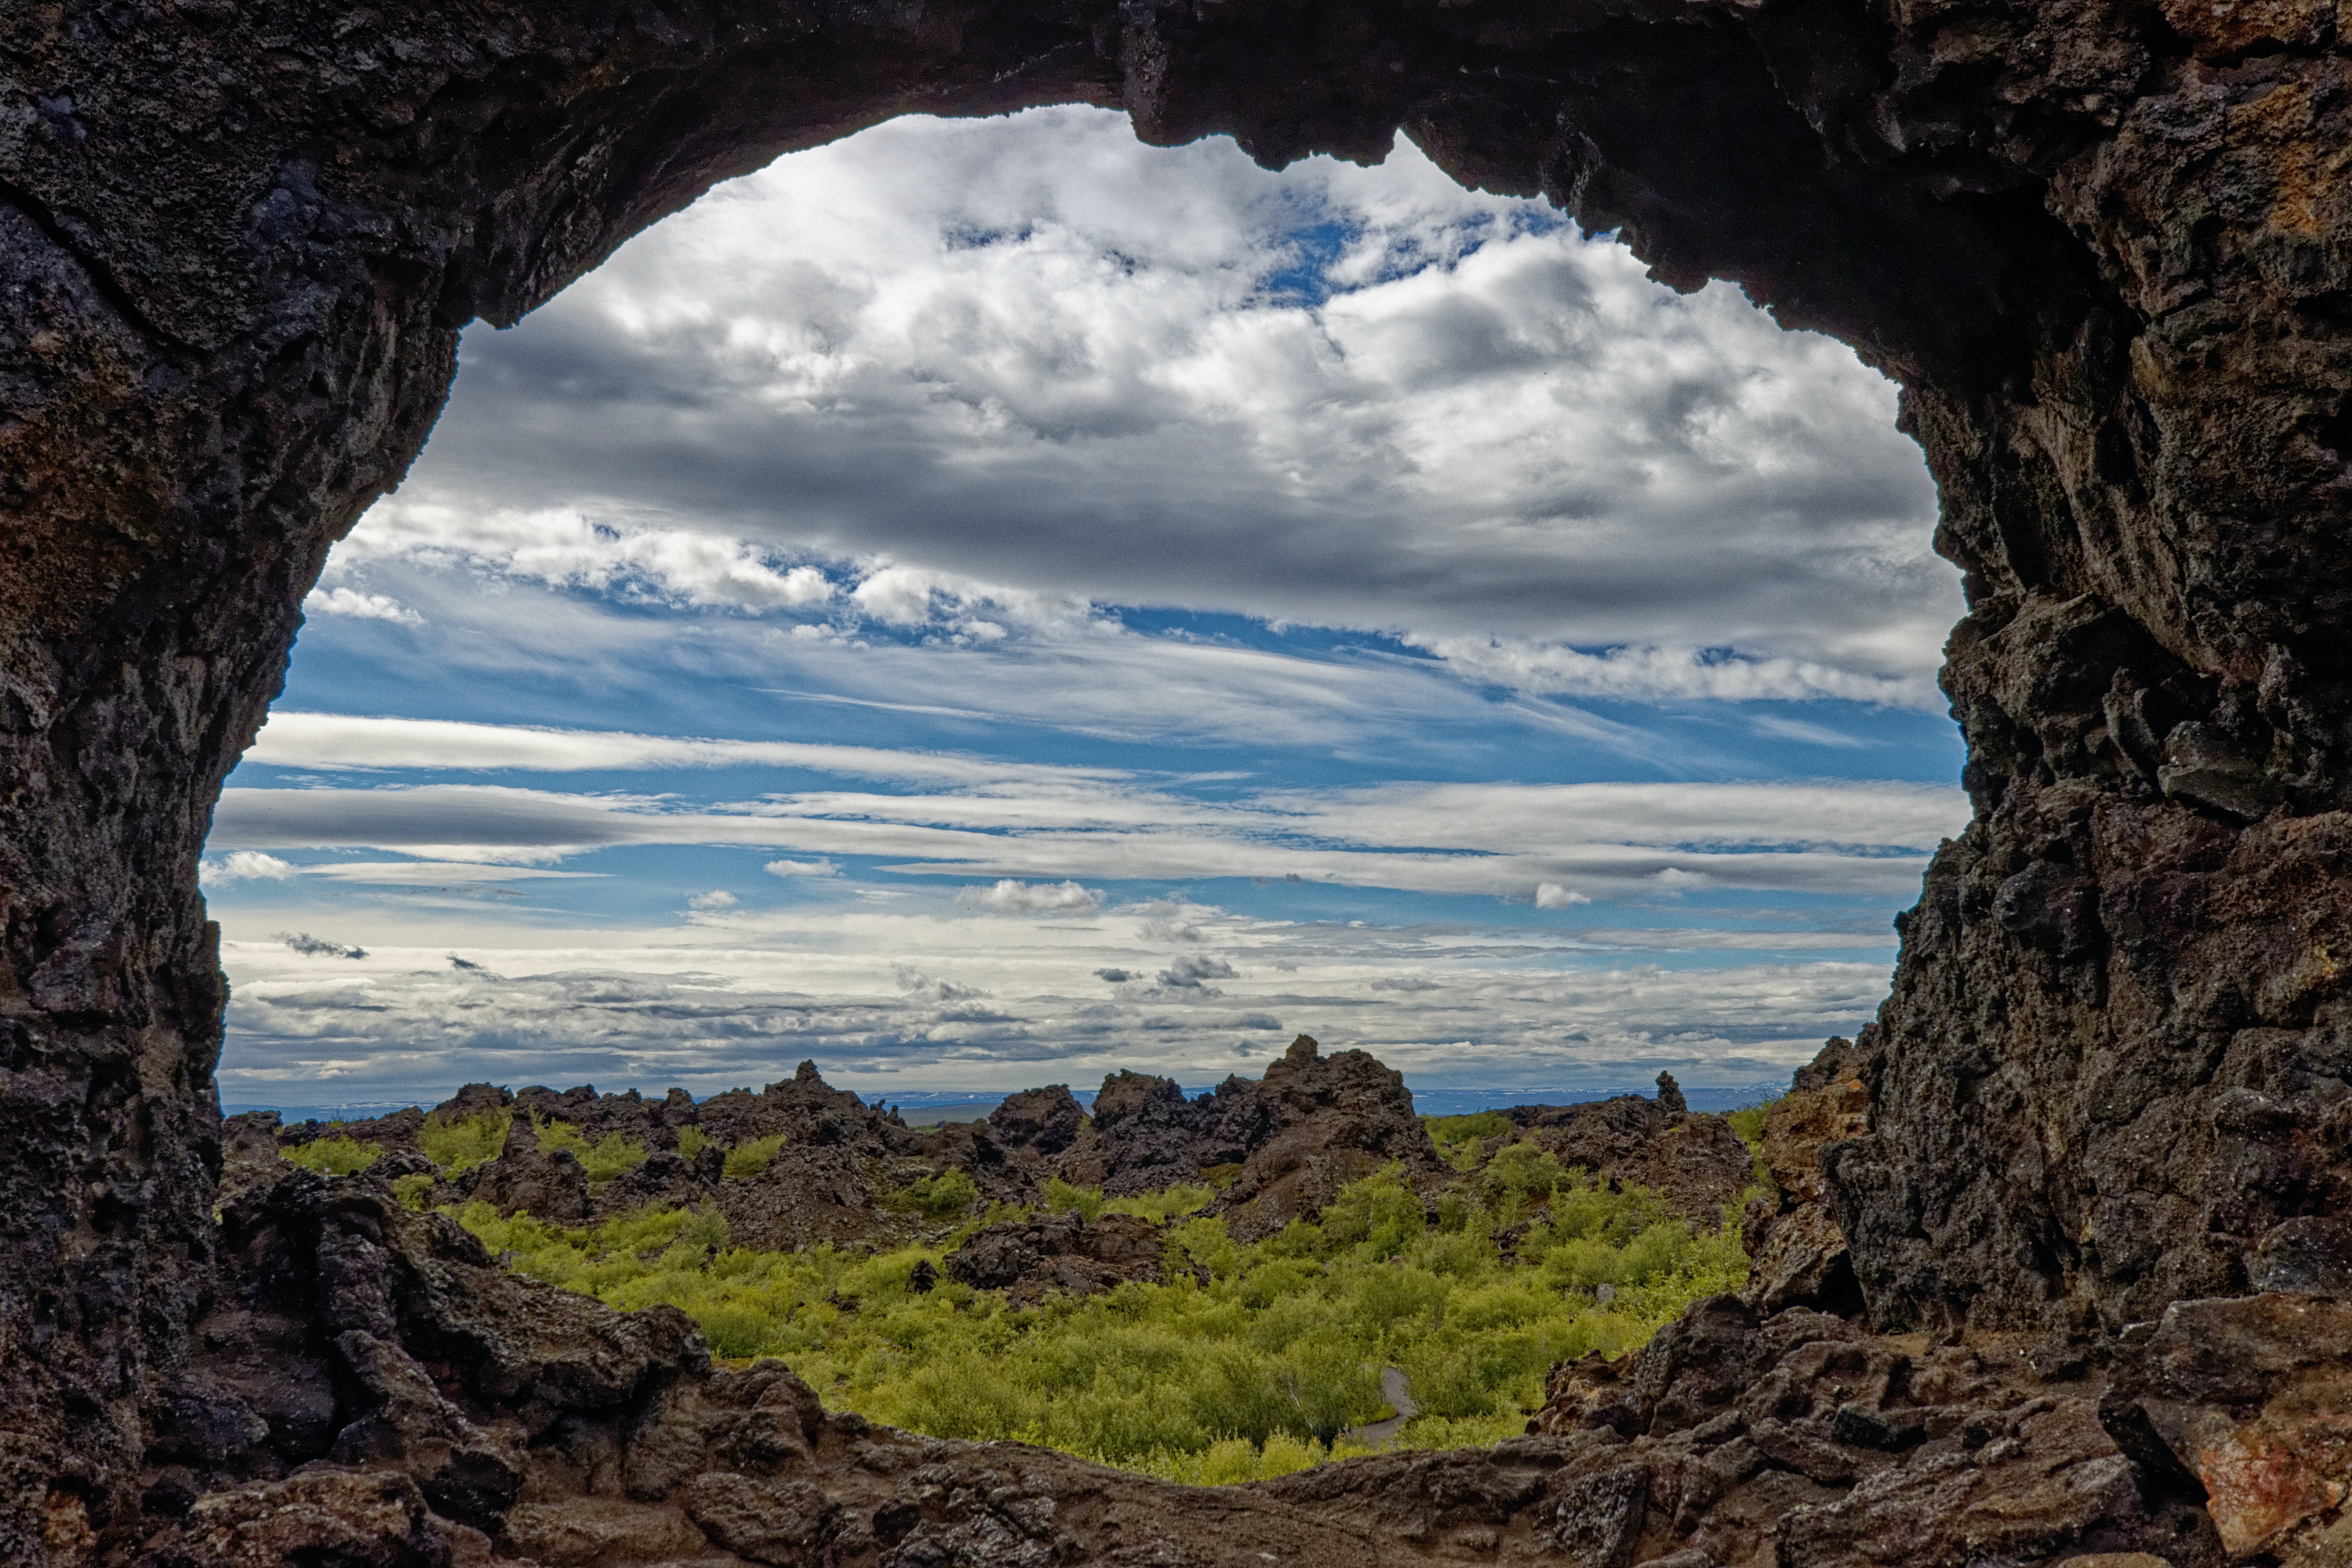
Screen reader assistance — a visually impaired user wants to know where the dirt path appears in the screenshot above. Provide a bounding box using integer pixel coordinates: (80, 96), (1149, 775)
(1341, 1366), (1419, 1448)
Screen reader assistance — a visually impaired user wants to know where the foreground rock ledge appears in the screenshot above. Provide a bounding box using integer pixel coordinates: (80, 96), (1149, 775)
(128, 1146), (2287, 1567)
(5, 0), (2352, 1560)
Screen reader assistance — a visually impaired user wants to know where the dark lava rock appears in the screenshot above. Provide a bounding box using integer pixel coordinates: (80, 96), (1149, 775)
(1210, 1034), (1451, 1241)
(1059, 1069), (1226, 1194)
(1501, 1086), (1756, 1225)
(988, 1084), (1085, 1157)
(12, 0), (2352, 1554)
(944, 1211), (1169, 1301)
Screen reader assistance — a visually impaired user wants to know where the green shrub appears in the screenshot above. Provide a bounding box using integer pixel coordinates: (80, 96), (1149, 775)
(883, 1167), (980, 1219)
(1424, 1111), (1511, 1171)
(1043, 1177), (1104, 1221)
(419, 1110), (512, 1173)
(1724, 1100), (1778, 1186)
(1317, 1168), (1422, 1259)
(450, 1160), (1748, 1481)
(283, 1136), (381, 1176)
(1480, 1142), (1568, 1203)
(532, 1118), (650, 1183)
(722, 1132), (788, 1179)
(676, 1125), (711, 1161)
(1102, 1183), (1215, 1224)
(390, 1172), (436, 1210)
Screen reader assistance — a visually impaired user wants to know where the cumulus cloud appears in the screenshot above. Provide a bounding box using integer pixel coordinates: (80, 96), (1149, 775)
(1535, 883), (1589, 909)
(764, 858), (840, 878)
(959, 879), (1104, 914)
(278, 932), (367, 959)
(337, 106), (1955, 697)
(687, 890), (739, 910)
(205, 851), (298, 882)
(1094, 967), (1135, 983)
(304, 587), (424, 625)
(1156, 955), (1239, 991)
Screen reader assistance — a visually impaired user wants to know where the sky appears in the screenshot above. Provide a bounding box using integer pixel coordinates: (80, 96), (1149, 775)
(200, 106), (1969, 1114)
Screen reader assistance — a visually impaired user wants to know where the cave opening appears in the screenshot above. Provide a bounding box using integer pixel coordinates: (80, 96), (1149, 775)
(8, 2), (2350, 1556)
(199, 105), (1968, 1122)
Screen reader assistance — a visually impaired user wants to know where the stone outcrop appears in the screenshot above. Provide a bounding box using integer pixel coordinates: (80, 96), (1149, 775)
(1519, 1296), (2227, 1568)
(275, 1042), (1453, 1247)
(943, 1211), (1169, 1302)
(1500, 1082), (1758, 1226)
(1741, 1037), (1875, 1316)
(8, 0), (2352, 1558)
(2105, 1292), (2352, 1565)
(1210, 1034), (1452, 1240)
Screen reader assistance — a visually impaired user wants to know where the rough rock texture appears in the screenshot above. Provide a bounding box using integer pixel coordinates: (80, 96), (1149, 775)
(2106, 1292), (2352, 1563)
(283, 1045), (1448, 1253)
(1500, 1087), (1757, 1225)
(943, 1211), (1169, 1302)
(1208, 1034), (1451, 1240)
(8, 0), (2352, 1557)
(1517, 1296), (2228, 1568)
(1741, 1037), (1875, 1316)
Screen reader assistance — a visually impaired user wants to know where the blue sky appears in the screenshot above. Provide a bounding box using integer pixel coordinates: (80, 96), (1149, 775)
(201, 107), (1967, 1112)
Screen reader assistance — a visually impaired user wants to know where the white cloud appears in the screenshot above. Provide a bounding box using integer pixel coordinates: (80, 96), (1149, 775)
(204, 851), (298, 882)
(205, 770), (1966, 899)
(247, 712), (1123, 783)
(304, 587), (424, 625)
(958, 879), (1104, 914)
(208, 900), (1896, 1105)
(1416, 637), (1940, 710)
(764, 858), (840, 878)
(299, 861), (605, 884)
(1535, 882), (1589, 909)
(687, 890), (740, 910)
(323, 506), (831, 614)
(335, 106), (1955, 695)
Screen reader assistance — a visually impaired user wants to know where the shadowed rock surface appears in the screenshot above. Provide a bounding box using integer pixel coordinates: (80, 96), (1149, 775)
(7, 0), (2352, 1559)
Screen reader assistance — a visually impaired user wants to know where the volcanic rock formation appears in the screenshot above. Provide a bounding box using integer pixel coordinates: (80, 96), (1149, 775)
(266, 1036), (1453, 1244)
(6, 0), (2352, 1560)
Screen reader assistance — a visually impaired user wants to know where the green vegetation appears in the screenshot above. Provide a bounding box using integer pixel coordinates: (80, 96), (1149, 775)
(1424, 1111), (1512, 1172)
(880, 1166), (981, 1218)
(418, 1109), (512, 1173)
(390, 1171), (435, 1210)
(1724, 1098), (1780, 1184)
(722, 1132), (788, 1179)
(534, 1118), (651, 1183)
(676, 1125), (711, 1161)
(1724, 1100), (1772, 1148)
(1044, 1177), (1217, 1225)
(453, 1163), (1747, 1483)
(283, 1135), (381, 1176)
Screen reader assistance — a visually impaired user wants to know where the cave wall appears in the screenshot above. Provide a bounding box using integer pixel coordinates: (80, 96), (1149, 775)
(2, 0), (2348, 1549)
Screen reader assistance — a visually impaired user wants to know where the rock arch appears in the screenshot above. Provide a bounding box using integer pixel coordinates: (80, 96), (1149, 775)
(3, 0), (2348, 1557)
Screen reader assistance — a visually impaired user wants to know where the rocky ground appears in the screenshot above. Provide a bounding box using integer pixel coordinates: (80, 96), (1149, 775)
(129, 1036), (2344, 1567)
